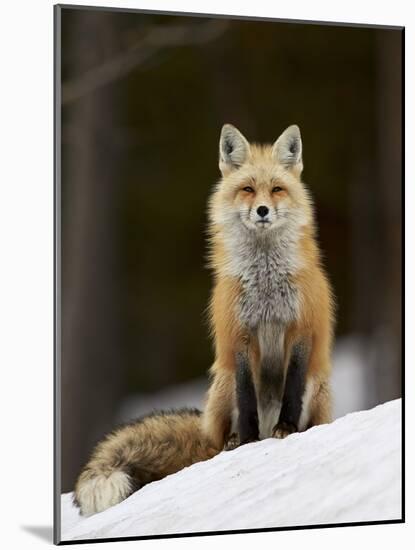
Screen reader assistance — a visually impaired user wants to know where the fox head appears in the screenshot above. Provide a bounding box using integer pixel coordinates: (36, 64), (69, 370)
(210, 124), (313, 235)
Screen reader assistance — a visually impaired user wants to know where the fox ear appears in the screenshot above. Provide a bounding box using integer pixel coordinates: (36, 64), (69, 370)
(219, 124), (251, 175)
(272, 125), (303, 171)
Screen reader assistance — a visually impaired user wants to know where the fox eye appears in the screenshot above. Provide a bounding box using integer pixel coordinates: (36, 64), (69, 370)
(242, 186), (255, 193)
(272, 186), (283, 193)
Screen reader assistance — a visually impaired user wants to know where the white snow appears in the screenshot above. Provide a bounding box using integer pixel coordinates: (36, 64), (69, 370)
(60, 399), (402, 542)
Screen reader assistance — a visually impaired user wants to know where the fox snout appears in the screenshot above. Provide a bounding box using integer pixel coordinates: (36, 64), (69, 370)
(256, 205), (269, 218)
(254, 204), (272, 226)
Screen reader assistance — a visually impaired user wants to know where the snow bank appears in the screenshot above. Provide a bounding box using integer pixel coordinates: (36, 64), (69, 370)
(60, 399), (402, 541)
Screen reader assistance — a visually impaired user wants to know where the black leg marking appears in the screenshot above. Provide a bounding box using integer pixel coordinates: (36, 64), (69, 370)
(276, 341), (309, 434)
(236, 352), (259, 444)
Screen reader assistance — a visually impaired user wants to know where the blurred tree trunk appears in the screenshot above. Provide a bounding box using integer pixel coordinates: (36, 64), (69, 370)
(61, 11), (125, 492)
(349, 31), (402, 408)
(349, 159), (380, 409)
(373, 30), (402, 403)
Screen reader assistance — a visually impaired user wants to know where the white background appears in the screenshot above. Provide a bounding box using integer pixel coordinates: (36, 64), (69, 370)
(0, 0), (411, 548)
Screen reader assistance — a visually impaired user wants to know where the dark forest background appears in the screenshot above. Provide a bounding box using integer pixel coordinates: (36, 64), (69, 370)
(58, 7), (402, 492)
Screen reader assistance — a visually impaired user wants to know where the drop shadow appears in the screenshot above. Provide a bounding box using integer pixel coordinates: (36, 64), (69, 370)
(21, 525), (54, 543)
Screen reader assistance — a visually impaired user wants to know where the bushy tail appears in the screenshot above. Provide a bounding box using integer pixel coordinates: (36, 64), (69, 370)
(73, 408), (220, 516)
(74, 470), (133, 517)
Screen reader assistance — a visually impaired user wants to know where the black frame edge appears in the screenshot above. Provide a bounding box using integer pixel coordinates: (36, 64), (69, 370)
(55, 3), (404, 31)
(58, 519), (404, 545)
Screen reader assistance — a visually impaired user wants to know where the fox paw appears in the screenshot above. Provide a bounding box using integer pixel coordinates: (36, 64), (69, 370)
(272, 421), (297, 439)
(224, 432), (240, 451)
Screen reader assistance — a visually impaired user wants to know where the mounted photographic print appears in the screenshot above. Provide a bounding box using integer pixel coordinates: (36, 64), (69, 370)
(54, 4), (404, 545)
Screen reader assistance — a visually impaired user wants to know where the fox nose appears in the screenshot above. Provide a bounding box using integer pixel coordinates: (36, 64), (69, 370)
(256, 205), (269, 218)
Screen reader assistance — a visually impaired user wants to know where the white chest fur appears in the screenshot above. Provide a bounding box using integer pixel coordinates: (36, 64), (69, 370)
(223, 228), (301, 329)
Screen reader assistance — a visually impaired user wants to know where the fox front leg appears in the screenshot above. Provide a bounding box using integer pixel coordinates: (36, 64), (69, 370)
(225, 351), (259, 450)
(273, 340), (309, 439)
(236, 351), (259, 444)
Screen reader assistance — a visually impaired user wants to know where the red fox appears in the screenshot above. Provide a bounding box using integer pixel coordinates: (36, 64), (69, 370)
(202, 123), (334, 450)
(73, 124), (334, 516)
